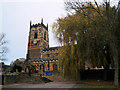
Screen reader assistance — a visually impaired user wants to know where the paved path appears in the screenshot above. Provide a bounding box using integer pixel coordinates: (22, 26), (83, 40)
(3, 82), (91, 89)
(0, 85), (2, 90)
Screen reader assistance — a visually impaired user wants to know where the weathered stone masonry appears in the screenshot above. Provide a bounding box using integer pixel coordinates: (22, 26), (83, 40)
(26, 19), (58, 73)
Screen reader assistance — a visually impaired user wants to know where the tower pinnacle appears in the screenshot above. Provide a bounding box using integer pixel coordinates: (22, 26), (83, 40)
(41, 18), (43, 24)
(47, 23), (48, 30)
(30, 20), (32, 27)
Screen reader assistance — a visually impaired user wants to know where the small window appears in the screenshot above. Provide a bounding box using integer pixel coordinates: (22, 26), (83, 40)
(53, 64), (58, 71)
(37, 40), (40, 43)
(37, 40), (40, 45)
(56, 53), (58, 56)
(31, 41), (33, 44)
(48, 61), (50, 70)
(44, 32), (46, 40)
(34, 32), (37, 39)
(47, 54), (49, 57)
(34, 43), (37, 45)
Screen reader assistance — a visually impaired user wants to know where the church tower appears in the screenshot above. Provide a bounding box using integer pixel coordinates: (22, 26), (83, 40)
(26, 19), (49, 60)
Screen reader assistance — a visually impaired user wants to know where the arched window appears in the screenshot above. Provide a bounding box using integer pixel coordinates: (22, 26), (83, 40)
(48, 61), (50, 71)
(44, 32), (46, 40)
(47, 54), (49, 57)
(31, 41), (33, 44)
(53, 64), (57, 71)
(40, 64), (45, 72)
(34, 32), (37, 39)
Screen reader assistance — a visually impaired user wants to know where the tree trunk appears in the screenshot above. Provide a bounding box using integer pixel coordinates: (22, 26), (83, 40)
(29, 69), (31, 76)
(114, 54), (119, 87)
(112, 45), (119, 87)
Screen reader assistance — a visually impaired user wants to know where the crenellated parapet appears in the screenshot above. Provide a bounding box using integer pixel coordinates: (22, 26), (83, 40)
(30, 19), (48, 30)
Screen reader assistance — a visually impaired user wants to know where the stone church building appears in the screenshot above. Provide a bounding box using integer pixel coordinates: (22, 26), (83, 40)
(26, 19), (58, 73)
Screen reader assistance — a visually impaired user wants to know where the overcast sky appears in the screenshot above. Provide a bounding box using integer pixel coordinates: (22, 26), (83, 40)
(0, 0), (67, 65)
(0, 0), (119, 65)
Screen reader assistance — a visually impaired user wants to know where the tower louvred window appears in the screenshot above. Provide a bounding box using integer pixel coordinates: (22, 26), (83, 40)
(34, 32), (37, 39)
(44, 32), (46, 40)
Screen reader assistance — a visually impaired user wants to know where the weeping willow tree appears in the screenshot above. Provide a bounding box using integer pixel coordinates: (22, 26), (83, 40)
(64, 0), (120, 87)
(53, 14), (86, 80)
(52, 3), (113, 80)
(53, 0), (120, 87)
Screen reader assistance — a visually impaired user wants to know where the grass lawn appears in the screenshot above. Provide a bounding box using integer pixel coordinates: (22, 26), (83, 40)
(73, 86), (120, 90)
(73, 79), (120, 90)
(6, 72), (19, 75)
(31, 73), (41, 76)
(78, 79), (114, 86)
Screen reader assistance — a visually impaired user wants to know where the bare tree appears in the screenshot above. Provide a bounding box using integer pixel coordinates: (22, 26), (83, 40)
(0, 33), (8, 62)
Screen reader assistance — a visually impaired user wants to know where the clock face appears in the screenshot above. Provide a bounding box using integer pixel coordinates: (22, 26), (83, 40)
(34, 40), (37, 44)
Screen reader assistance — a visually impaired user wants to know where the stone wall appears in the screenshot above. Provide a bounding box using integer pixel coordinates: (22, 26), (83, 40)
(4, 72), (44, 85)
(5, 73), (29, 84)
